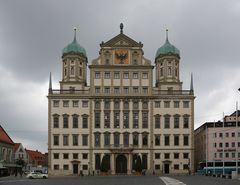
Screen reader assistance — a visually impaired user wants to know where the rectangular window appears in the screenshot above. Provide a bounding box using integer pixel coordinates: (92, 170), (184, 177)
(104, 101), (110, 109)
(219, 133), (223, 138)
(155, 153), (160, 159)
(114, 87), (120, 94)
(133, 134), (138, 146)
(73, 153), (78, 159)
(53, 116), (59, 128)
(142, 101), (148, 109)
(155, 135), (160, 146)
(104, 112), (110, 128)
(123, 87), (129, 94)
(183, 116), (189, 128)
(63, 116), (69, 128)
(63, 135), (69, 146)
(225, 132), (229, 137)
(183, 153), (189, 159)
(155, 115), (160, 129)
(142, 112), (148, 128)
(133, 73), (138, 79)
(104, 72), (111, 79)
(104, 134), (110, 146)
(114, 134), (120, 146)
(219, 143), (223, 148)
(155, 101), (160, 108)
(142, 73), (148, 79)
(174, 164), (179, 170)
(123, 73), (129, 79)
(174, 135), (179, 146)
(164, 153), (170, 159)
(123, 101), (129, 109)
(114, 72), (120, 79)
(174, 116), (179, 128)
(72, 116), (78, 128)
(72, 134), (78, 146)
(53, 153), (59, 159)
(104, 87), (110, 94)
(164, 135), (170, 146)
(114, 101), (120, 109)
(123, 134), (129, 146)
(155, 165), (160, 170)
(114, 112), (120, 128)
(164, 101), (170, 108)
(164, 116), (170, 128)
(133, 112), (139, 128)
(133, 101), (139, 109)
(63, 153), (69, 159)
(82, 165), (88, 170)
(63, 100), (69, 107)
(82, 153), (88, 159)
(63, 165), (69, 170)
(53, 135), (59, 146)
(225, 142), (229, 148)
(82, 116), (88, 128)
(95, 72), (100, 79)
(53, 100), (59, 107)
(95, 87), (101, 94)
(174, 153), (179, 159)
(183, 135), (189, 146)
(82, 100), (88, 108)
(123, 112), (129, 128)
(232, 132), (235, 137)
(183, 164), (188, 170)
(82, 135), (88, 146)
(95, 134), (100, 147)
(133, 87), (139, 94)
(174, 101), (180, 108)
(183, 101), (189, 108)
(73, 100), (79, 107)
(54, 165), (59, 170)
(142, 134), (148, 146)
(142, 87), (148, 94)
(95, 112), (100, 128)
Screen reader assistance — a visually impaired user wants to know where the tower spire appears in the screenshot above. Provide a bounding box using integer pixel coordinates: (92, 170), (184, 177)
(190, 73), (194, 93)
(120, 23), (123, 34)
(49, 72), (52, 94)
(73, 27), (77, 42)
(166, 28), (169, 43)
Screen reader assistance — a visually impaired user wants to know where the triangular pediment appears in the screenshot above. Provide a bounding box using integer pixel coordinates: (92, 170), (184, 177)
(100, 33), (143, 48)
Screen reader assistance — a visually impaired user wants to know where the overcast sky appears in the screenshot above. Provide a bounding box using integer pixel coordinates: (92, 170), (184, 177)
(1, 0), (240, 153)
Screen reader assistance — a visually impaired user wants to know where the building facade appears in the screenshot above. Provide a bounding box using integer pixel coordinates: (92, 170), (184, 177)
(48, 25), (195, 176)
(194, 111), (240, 171)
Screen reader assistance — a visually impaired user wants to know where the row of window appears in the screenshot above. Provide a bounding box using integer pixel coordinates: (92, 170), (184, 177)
(155, 152), (189, 159)
(53, 133), (190, 147)
(94, 86), (149, 94)
(53, 153), (88, 160)
(214, 132), (240, 138)
(155, 101), (189, 108)
(53, 164), (89, 171)
(94, 72), (149, 79)
(53, 114), (88, 129)
(214, 152), (240, 158)
(213, 142), (240, 148)
(155, 164), (189, 170)
(53, 100), (88, 108)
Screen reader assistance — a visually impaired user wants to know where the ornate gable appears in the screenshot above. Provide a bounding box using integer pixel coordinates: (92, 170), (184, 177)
(100, 33), (143, 48)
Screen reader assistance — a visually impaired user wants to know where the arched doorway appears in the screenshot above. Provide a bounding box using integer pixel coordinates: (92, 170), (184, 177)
(116, 155), (127, 174)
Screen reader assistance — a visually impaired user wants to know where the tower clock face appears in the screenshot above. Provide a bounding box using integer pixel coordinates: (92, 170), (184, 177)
(114, 49), (129, 64)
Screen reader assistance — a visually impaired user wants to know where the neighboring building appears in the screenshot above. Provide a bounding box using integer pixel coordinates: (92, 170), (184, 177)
(0, 125), (17, 175)
(48, 24), (195, 176)
(13, 143), (28, 164)
(26, 149), (48, 172)
(194, 111), (240, 171)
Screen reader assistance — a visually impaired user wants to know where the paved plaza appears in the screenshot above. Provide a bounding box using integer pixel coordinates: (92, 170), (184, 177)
(0, 175), (239, 185)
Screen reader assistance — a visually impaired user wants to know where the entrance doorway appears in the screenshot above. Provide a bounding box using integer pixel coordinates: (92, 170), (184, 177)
(73, 164), (78, 174)
(116, 155), (127, 174)
(164, 164), (169, 174)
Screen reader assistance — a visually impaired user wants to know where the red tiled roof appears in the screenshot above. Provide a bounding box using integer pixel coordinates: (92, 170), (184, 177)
(26, 149), (46, 161)
(14, 143), (21, 153)
(0, 125), (14, 145)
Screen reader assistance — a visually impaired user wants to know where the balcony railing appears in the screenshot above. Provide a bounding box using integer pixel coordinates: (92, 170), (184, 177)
(108, 144), (135, 150)
(152, 90), (193, 95)
(50, 89), (89, 95)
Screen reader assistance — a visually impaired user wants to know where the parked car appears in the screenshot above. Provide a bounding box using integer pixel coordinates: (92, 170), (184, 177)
(26, 172), (48, 179)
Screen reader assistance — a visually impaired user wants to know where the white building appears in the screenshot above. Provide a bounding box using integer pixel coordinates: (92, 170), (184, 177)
(48, 24), (195, 176)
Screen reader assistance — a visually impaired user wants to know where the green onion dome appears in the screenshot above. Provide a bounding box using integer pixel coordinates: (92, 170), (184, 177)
(62, 29), (87, 57)
(155, 29), (180, 59)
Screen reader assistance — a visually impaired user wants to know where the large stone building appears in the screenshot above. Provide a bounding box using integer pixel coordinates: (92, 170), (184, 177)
(48, 24), (195, 176)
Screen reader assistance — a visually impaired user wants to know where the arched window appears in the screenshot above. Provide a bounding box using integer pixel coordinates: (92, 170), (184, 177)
(168, 67), (172, 75)
(70, 66), (74, 75)
(79, 67), (82, 76)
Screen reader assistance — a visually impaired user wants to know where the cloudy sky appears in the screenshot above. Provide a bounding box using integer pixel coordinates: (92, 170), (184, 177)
(1, 0), (240, 153)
